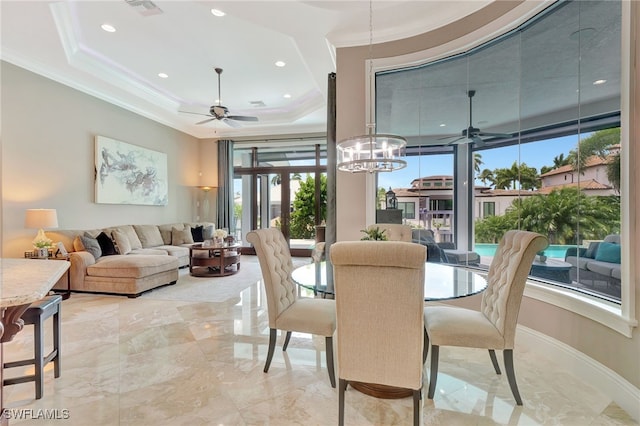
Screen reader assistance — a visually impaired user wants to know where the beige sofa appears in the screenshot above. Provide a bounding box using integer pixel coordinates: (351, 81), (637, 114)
(48, 222), (214, 297)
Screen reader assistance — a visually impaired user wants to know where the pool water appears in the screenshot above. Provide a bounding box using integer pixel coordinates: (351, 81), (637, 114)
(474, 243), (573, 259)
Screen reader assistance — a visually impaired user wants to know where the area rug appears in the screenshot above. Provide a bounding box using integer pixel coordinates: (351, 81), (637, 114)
(139, 255), (308, 303)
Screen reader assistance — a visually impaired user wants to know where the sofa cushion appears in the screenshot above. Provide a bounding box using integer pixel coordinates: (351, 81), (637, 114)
(203, 225), (214, 240)
(594, 242), (621, 264)
(172, 227), (194, 245)
(134, 225), (164, 248)
(586, 260), (616, 278)
(565, 255), (591, 270)
(117, 225), (142, 250)
(159, 223), (184, 245)
(112, 229), (132, 255)
(79, 234), (102, 260)
(87, 255), (178, 279)
(191, 225), (204, 242)
(584, 242), (600, 259)
(129, 248), (169, 255)
(96, 232), (117, 256)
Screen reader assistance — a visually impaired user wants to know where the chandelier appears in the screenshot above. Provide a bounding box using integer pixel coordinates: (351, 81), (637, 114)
(336, 1), (407, 174)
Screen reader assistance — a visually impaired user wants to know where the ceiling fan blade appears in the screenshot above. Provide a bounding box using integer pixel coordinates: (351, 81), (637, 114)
(179, 111), (211, 117)
(477, 131), (511, 138)
(471, 136), (485, 147)
(195, 117), (216, 125)
(447, 136), (468, 145)
(227, 115), (258, 122)
(222, 118), (242, 128)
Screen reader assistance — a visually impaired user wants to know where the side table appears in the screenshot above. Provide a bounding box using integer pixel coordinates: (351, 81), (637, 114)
(24, 252), (71, 300)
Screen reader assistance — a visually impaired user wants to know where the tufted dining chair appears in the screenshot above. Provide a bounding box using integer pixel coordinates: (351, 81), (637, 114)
(246, 228), (336, 387)
(424, 230), (547, 405)
(331, 241), (427, 425)
(367, 224), (412, 242)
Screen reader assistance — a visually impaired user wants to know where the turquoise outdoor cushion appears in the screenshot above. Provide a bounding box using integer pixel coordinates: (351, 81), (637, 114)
(594, 242), (621, 264)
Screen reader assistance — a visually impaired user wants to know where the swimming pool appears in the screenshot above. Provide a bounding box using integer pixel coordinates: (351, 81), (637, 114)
(474, 243), (573, 259)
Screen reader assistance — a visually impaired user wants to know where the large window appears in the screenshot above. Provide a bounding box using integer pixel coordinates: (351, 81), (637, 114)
(377, 1), (622, 303)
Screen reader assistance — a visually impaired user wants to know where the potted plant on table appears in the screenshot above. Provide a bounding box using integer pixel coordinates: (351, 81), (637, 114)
(360, 227), (388, 241)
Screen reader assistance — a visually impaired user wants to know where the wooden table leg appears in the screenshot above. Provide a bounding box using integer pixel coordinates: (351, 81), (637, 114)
(1, 304), (30, 425)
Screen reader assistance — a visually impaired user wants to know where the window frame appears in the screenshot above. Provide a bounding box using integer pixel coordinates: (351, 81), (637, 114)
(370, 0), (636, 336)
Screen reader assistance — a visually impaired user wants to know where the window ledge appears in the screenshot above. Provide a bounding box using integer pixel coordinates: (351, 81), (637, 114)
(524, 281), (637, 337)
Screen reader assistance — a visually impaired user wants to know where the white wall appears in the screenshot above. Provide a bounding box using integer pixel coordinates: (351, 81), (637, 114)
(1, 61), (202, 257)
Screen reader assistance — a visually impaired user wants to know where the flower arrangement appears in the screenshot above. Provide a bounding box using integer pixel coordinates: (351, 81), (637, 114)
(32, 235), (53, 249)
(214, 228), (228, 239)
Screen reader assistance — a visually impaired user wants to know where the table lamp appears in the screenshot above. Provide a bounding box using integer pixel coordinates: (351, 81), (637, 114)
(25, 209), (58, 258)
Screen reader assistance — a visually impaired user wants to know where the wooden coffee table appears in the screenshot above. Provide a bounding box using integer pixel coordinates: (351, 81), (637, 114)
(189, 243), (241, 277)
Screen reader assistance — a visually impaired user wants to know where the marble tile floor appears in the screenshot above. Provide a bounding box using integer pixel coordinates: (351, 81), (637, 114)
(3, 256), (637, 425)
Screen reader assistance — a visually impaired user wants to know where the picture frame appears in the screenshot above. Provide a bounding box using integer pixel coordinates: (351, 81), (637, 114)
(94, 135), (168, 206)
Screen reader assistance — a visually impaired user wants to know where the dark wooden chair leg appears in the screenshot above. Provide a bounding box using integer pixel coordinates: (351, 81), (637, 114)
(325, 336), (336, 388)
(282, 331), (292, 351)
(489, 349), (501, 374)
(423, 328), (429, 364)
(503, 349), (523, 405)
(427, 345), (439, 399)
(264, 328), (277, 373)
(413, 389), (421, 426)
(338, 378), (348, 426)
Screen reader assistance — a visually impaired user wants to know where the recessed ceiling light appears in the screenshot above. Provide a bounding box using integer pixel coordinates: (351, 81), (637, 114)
(101, 24), (116, 33)
(275, 61), (286, 67)
(158, 73), (168, 79)
(439, 123), (446, 127)
(211, 9), (225, 17)
(283, 94), (291, 99)
(593, 79), (607, 85)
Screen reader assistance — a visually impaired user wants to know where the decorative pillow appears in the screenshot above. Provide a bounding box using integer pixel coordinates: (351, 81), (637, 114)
(79, 234), (102, 260)
(96, 232), (117, 256)
(112, 229), (132, 255)
(120, 225), (143, 250)
(191, 225), (204, 242)
(584, 242), (600, 259)
(203, 225), (214, 241)
(594, 242), (621, 264)
(159, 223), (183, 245)
(171, 227), (194, 245)
(133, 225), (164, 248)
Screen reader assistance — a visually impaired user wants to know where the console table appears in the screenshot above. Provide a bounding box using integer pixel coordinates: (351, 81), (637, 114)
(1, 259), (69, 425)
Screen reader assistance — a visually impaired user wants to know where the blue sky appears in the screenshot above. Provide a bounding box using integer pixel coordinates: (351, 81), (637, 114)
(379, 134), (580, 190)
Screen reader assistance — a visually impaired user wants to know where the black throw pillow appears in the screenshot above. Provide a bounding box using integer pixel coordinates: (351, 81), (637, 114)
(96, 232), (118, 256)
(191, 225), (204, 242)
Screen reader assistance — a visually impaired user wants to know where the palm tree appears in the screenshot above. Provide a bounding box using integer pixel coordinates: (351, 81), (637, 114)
(493, 162), (539, 190)
(473, 152), (483, 175)
(478, 169), (494, 186)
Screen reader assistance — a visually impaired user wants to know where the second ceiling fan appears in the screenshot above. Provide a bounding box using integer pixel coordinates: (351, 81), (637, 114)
(442, 90), (511, 147)
(186, 67), (258, 128)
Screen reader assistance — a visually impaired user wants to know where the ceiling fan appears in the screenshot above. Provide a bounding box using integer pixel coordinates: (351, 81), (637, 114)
(183, 67), (258, 128)
(441, 90), (511, 147)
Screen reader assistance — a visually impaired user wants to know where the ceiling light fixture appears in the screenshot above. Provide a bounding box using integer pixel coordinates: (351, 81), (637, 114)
(158, 72), (168, 78)
(593, 79), (607, 85)
(275, 61), (286, 67)
(101, 24), (116, 33)
(336, 0), (406, 174)
(211, 9), (225, 17)
(283, 94), (291, 99)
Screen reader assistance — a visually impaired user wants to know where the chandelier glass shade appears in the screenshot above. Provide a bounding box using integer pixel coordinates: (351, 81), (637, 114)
(336, 128), (407, 173)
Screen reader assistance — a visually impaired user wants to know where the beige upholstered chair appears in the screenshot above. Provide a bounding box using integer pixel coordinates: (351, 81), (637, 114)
(331, 241), (427, 426)
(246, 228), (336, 387)
(367, 223), (412, 242)
(424, 230), (548, 405)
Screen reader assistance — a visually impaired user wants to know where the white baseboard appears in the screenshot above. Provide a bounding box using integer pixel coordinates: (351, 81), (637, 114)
(516, 325), (640, 422)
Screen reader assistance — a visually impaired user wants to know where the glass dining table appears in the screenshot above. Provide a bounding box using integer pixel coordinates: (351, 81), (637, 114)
(291, 260), (489, 399)
(292, 261), (488, 301)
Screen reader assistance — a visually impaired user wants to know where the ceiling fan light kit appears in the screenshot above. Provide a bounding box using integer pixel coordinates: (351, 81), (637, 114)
(337, 0), (406, 174)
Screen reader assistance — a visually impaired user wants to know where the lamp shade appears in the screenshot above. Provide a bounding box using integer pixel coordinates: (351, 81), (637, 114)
(25, 209), (59, 229)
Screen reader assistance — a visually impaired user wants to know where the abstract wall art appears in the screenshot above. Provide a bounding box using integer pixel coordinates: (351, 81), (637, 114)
(95, 135), (168, 206)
